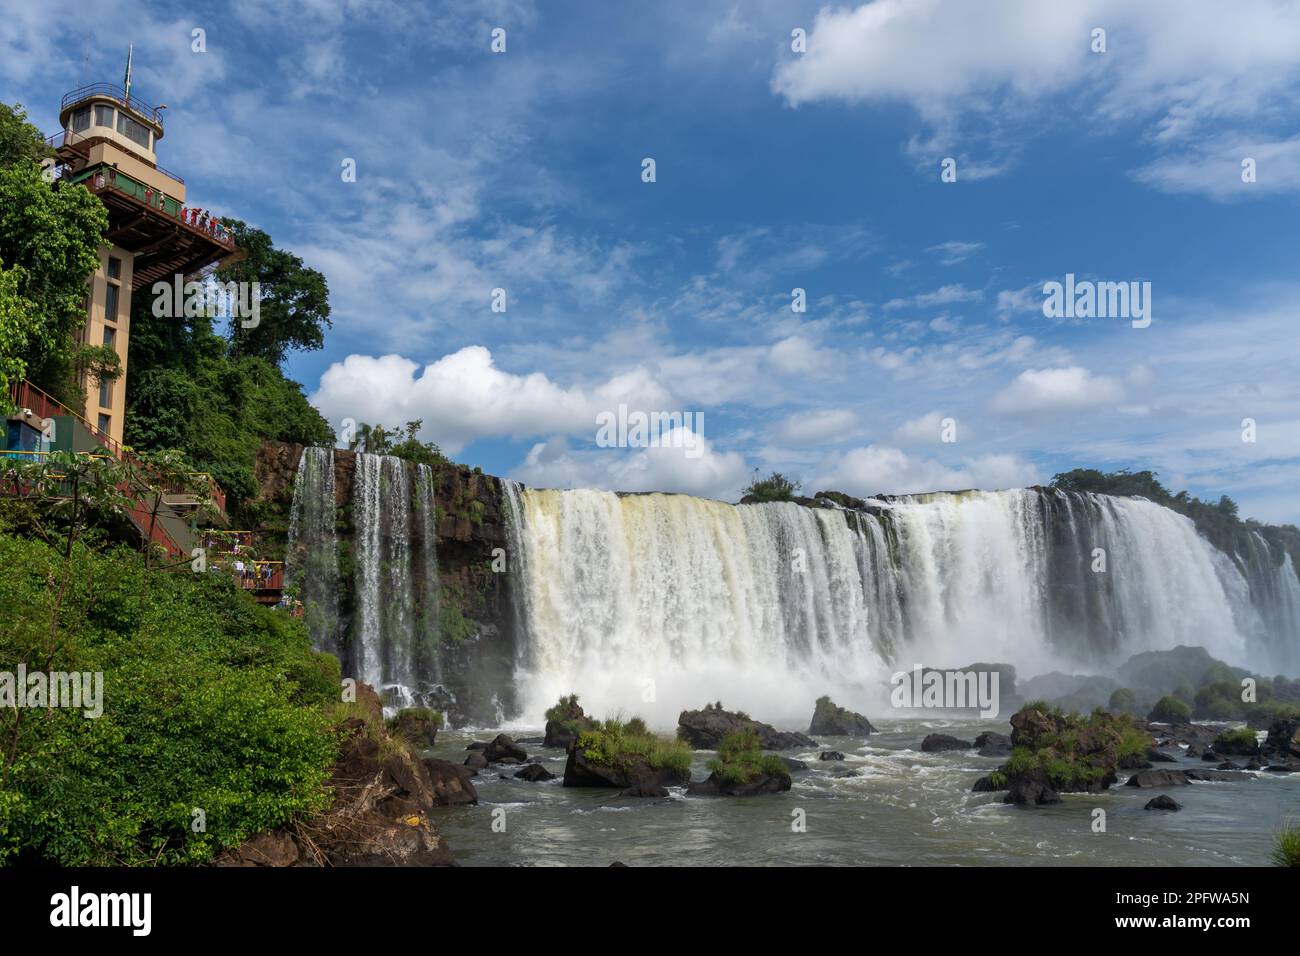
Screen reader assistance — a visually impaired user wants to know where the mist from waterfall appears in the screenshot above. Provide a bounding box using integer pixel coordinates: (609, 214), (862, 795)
(288, 448), (441, 707)
(503, 486), (1296, 727)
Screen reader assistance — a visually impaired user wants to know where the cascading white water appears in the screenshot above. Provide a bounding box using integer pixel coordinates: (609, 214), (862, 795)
(504, 486), (1293, 726)
(286, 446), (339, 651)
(288, 449), (441, 707)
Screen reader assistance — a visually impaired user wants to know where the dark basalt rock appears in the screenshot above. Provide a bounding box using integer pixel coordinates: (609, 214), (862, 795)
(464, 752), (488, 771)
(1126, 769), (1189, 788)
(1201, 749), (1220, 762)
(974, 731), (1012, 757)
(1216, 761), (1241, 770)
(483, 734), (527, 763)
(808, 696), (877, 736)
(1004, 772), (1060, 806)
(1118, 753), (1152, 770)
(972, 775), (1004, 792)
(1184, 769), (1241, 782)
(563, 747), (690, 790)
(1145, 795), (1181, 811)
(619, 783), (670, 798)
(544, 697), (598, 750)
(686, 771), (792, 797)
(1265, 759), (1300, 773)
(466, 741), (489, 751)
(514, 763), (555, 782)
(921, 733), (973, 752)
(515, 736), (545, 744)
(677, 706), (816, 750)
(1147, 748), (1178, 763)
(819, 751), (846, 762)
(1186, 746), (1202, 758)
(1263, 718), (1300, 761)
(780, 757), (809, 772)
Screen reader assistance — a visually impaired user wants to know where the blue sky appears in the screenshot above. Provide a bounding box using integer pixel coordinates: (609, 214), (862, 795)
(4, 0), (1299, 522)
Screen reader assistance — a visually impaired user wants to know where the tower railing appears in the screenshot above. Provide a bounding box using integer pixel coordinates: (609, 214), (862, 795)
(60, 82), (166, 129)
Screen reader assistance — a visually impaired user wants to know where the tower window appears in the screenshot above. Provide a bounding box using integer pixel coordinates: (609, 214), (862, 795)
(94, 105), (114, 128)
(103, 326), (116, 348)
(71, 107), (91, 132)
(116, 112), (152, 149)
(99, 379), (111, 409)
(97, 413), (111, 435)
(107, 256), (121, 279)
(105, 282), (119, 322)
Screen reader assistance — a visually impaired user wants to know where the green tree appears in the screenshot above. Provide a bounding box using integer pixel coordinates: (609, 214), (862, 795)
(0, 151), (108, 405)
(216, 219), (331, 364)
(0, 262), (30, 394)
(742, 470), (802, 503)
(0, 102), (52, 168)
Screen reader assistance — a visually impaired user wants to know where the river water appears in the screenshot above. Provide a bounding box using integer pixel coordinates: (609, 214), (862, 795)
(428, 718), (1298, 867)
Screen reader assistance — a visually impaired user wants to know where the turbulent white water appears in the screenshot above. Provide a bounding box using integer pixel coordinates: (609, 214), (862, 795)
(504, 486), (1297, 726)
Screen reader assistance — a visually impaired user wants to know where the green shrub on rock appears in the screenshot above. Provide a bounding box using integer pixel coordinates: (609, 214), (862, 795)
(1149, 695), (1192, 723)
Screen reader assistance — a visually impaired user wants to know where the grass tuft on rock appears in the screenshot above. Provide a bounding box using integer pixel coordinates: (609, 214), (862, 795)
(577, 716), (692, 776)
(706, 729), (790, 785)
(1273, 821), (1300, 867)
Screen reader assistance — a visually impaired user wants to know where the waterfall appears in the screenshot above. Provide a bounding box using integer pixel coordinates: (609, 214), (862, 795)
(288, 448), (441, 708)
(286, 446), (339, 653)
(503, 486), (1296, 726)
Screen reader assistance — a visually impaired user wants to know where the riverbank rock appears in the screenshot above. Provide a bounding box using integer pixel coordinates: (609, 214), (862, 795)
(422, 758), (479, 806)
(974, 731), (1012, 756)
(922, 733), (973, 752)
(677, 704), (816, 750)
(1145, 795), (1181, 811)
(819, 751), (846, 762)
(808, 696), (876, 736)
(781, 757), (809, 772)
(220, 694), (455, 867)
(389, 708), (441, 749)
(1125, 768), (1242, 787)
(464, 752), (488, 771)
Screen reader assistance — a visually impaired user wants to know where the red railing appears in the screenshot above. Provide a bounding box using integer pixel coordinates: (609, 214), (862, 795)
(8, 379), (125, 459)
(5, 381), (229, 557)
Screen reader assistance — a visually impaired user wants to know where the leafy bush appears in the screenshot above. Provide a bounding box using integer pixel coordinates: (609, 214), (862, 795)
(0, 533), (338, 865)
(1149, 695), (1192, 723)
(742, 471), (801, 503)
(706, 730), (790, 785)
(1108, 687), (1137, 712)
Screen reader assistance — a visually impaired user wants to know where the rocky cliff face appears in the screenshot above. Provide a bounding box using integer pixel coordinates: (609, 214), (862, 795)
(252, 440), (518, 727)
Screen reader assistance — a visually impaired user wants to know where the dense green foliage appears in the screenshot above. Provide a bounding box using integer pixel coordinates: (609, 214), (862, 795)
(215, 219), (331, 365)
(742, 470), (801, 503)
(349, 420), (449, 467)
(706, 729), (790, 785)
(0, 103), (109, 403)
(125, 306), (333, 503)
(0, 531), (339, 865)
(0, 102), (52, 167)
(577, 716), (693, 776)
(1149, 695), (1192, 723)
